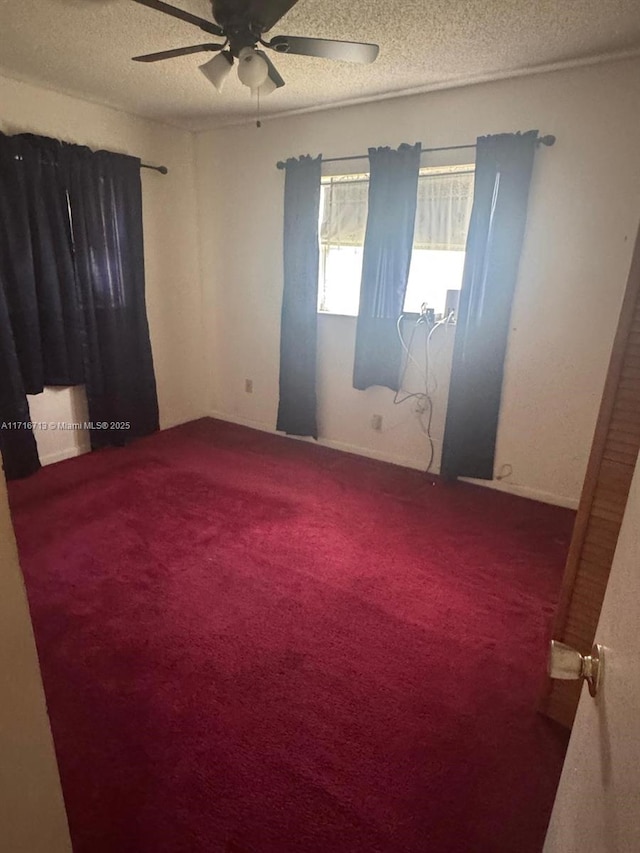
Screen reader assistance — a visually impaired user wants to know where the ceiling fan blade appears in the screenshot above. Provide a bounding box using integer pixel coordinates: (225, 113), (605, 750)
(248, 0), (299, 31)
(256, 50), (285, 88)
(131, 0), (224, 37)
(268, 35), (379, 64)
(133, 44), (225, 62)
(213, 0), (298, 32)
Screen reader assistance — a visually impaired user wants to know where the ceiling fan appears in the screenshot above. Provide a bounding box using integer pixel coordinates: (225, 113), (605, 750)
(130, 0), (380, 96)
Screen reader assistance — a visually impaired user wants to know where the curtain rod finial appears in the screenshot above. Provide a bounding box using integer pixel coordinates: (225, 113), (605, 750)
(276, 161), (285, 169)
(141, 163), (168, 174)
(538, 134), (556, 147)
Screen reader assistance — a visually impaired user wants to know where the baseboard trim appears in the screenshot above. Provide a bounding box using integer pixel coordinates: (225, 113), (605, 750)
(314, 436), (427, 472)
(208, 409), (425, 470)
(208, 409), (274, 436)
(39, 445), (89, 467)
(460, 476), (579, 510)
(208, 410), (579, 509)
(36, 414), (208, 469)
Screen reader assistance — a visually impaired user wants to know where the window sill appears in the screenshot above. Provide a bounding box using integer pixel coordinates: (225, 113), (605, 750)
(317, 312), (428, 321)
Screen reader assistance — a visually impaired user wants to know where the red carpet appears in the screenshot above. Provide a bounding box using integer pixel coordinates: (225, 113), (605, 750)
(9, 418), (573, 853)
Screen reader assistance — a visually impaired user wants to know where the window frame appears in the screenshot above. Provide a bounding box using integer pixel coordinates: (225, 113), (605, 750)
(317, 162), (475, 319)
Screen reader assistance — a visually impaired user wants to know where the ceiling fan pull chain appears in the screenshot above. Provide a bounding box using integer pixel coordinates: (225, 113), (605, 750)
(256, 87), (262, 129)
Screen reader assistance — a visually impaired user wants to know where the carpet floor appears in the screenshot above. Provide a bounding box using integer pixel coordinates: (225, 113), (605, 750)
(9, 418), (574, 853)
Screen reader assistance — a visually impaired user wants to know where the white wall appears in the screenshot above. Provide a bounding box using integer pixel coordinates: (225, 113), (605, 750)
(195, 57), (640, 508)
(0, 469), (72, 852)
(0, 74), (206, 465)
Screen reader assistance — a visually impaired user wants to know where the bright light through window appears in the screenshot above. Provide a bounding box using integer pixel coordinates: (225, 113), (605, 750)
(318, 165), (474, 318)
(404, 249), (467, 315)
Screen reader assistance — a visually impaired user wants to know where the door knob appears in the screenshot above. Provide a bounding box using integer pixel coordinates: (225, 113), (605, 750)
(548, 640), (604, 697)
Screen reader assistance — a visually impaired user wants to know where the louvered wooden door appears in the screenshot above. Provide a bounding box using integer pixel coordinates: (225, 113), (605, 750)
(542, 219), (640, 728)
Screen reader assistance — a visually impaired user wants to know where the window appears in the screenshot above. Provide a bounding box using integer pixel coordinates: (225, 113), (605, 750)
(318, 164), (474, 317)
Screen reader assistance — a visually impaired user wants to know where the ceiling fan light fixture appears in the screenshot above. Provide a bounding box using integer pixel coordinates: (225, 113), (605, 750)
(253, 75), (278, 98)
(199, 50), (233, 92)
(237, 46), (269, 90)
(130, 0), (380, 102)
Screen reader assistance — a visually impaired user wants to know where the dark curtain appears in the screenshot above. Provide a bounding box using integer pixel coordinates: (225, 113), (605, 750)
(276, 155), (322, 438)
(0, 131), (84, 479)
(440, 130), (538, 481)
(0, 275), (40, 479)
(0, 132), (158, 478)
(352, 143), (421, 391)
(65, 145), (159, 449)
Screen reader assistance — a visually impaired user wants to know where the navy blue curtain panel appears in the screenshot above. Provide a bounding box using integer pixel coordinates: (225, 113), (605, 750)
(0, 134), (84, 390)
(440, 130), (538, 481)
(277, 155), (322, 438)
(352, 143), (421, 391)
(0, 131), (158, 478)
(0, 132), (84, 479)
(0, 273), (40, 479)
(66, 145), (159, 450)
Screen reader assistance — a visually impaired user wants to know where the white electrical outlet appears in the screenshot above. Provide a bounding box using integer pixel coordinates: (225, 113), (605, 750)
(245, 379), (253, 394)
(371, 414), (383, 431)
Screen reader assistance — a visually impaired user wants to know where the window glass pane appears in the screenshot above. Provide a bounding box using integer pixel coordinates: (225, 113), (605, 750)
(320, 174), (369, 247)
(414, 167), (474, 250)
(318, 165), (474, 317)
(403, 249), (466, 316)
(405, 166), (473, 317)
(318, 176), (367, 315)
(318, 245), (362, 316)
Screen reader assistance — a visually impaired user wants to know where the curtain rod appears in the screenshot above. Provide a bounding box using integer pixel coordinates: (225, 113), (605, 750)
(141, 163), (168, 175)
(276, 134), (556, 170)
(8, 133), (168, 174)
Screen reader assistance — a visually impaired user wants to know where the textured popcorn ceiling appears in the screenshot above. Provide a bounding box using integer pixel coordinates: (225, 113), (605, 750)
(1, 0), (640, 130)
